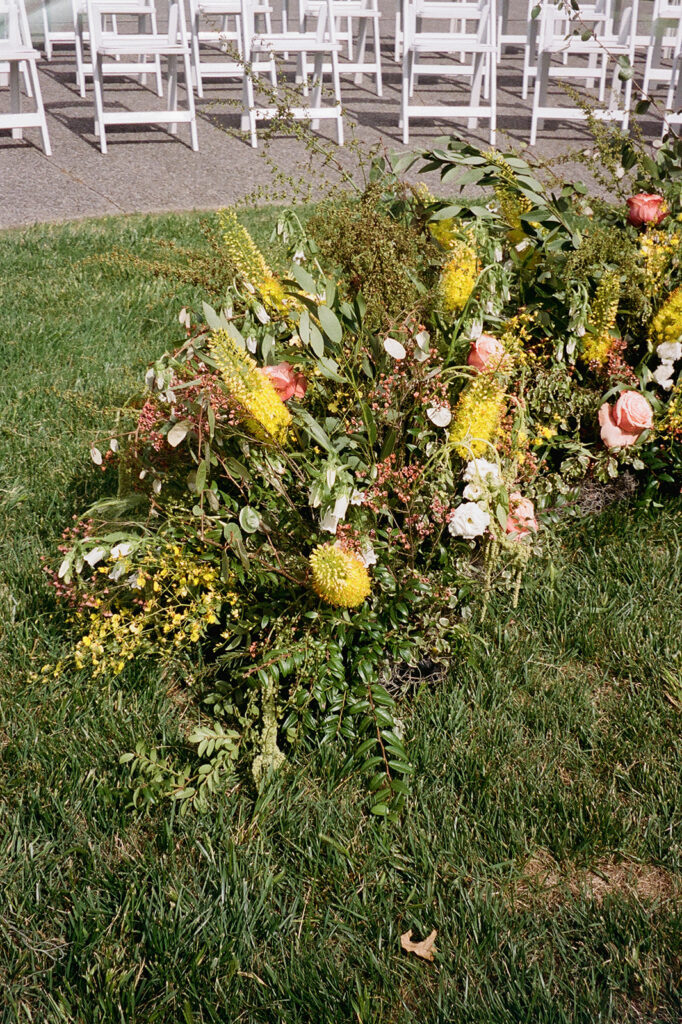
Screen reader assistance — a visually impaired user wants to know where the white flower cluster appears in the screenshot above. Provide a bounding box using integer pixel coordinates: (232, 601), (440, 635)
(652, 341), (682, 391)
(448, 458), (501, 540)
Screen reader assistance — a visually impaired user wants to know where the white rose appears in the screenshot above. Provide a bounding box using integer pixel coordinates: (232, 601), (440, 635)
(463, 482), (484, 501)
(463, 458), (501, 486)
(656, 341), (682, 362)
(448, 502), (491, 539)
(652, 361), (676, 390)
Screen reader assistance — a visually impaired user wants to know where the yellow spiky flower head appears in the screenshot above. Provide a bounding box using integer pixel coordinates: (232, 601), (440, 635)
(652, 285), (682, 347)
(309, 543), (371, 608)
(218, 207), (290, 313)
(449, 374), (506, 458)
(210, 329), (291, 444)
(439, 240), (479, 314)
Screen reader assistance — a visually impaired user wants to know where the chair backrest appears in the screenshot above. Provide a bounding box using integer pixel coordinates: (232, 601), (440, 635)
(87, 0), (186, 45)
(404, 0), (497, 48)
(0, 0), (30, 48)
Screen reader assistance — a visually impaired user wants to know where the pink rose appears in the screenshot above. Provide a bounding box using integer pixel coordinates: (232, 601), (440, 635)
(613, 390), (653, 434)
(626, 193), (667, 227)
(467, 333), (506, 373)
(506, 491), (538, 538)
(260, 362), (307, 402)
(598, 391), (652, 449)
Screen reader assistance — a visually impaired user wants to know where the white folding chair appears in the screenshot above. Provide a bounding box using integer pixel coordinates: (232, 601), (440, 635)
(187, 0), (276, 98)
(87, 0), (198, 152)
(299, 0), (382, 95)
(400, 0), (497, 144)
(523, 0), (619, 101)
(41, 0), (76, 60)
(240, 0), (344, 147)
(74, 0), (163, 98)
(0, 0), (51, 153)
(529, 0), (638, 144)
(642, 0), (682, 98)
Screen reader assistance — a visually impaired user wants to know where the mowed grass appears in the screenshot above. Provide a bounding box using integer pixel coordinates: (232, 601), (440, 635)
(1, 213), (681, 1024)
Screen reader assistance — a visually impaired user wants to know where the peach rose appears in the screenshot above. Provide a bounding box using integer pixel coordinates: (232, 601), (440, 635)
(626, 193), (667, 227)
(598, 391), (652, 449)
(260, 362), (307, 402)
(506, 491), (538, 538)
(613, 390), (653, 434)
(467, 333), (506, 373)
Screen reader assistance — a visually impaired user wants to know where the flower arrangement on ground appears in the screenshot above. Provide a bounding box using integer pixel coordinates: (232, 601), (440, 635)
(49, 136), (682, 817)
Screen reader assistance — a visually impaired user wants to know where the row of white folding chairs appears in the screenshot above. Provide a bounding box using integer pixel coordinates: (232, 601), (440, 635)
(22, 0), (346, 151)
(39, 0), (382, 100)
(0, 0), (51, 152)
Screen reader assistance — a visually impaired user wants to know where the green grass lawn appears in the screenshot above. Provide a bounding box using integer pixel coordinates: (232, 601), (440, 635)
(1, 212), (681, 1024)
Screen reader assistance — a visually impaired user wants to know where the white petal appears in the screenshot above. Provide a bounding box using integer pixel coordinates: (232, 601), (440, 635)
(427, 405), (452, 428)
(90, 447), (103, 466)
(383, 337), (407, 360)
(326, 466), (337, 488)
(84, 546), (107, 567)
(320, 510), (339, 534)
(333, 494), (349, 520)
(414, 330), (430, 350)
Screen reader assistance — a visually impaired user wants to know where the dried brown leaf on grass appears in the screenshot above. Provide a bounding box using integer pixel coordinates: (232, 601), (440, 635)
(400, 929), (438, 962)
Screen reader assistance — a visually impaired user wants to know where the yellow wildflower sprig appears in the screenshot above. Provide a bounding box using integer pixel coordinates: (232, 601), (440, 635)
(652, 284), (682, 347)
(581, 271), (620, 366)
(210, 329), (291, 444)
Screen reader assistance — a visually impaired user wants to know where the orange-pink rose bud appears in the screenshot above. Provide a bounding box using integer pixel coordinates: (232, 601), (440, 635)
(260, 362), (307, 402)
(506, 491), (538, 538)
(467, 333), (506, 373)
(626, 193), (667, 227)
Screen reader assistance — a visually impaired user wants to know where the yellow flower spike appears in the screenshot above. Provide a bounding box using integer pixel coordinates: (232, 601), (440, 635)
(218, 207), (292, 314)
(210, 328), (291, 444)
(309, 543), (371, 609)
(449, 374), (506, 458)
(439, 239), (479, 313)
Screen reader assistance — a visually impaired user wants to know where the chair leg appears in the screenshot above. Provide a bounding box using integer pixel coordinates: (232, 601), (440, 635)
(330, 49), (343, 145)
(92, 53), (107, 153)
(191, 11), (204, 97)
(29, 56), (52, 155)
(42, 2), (52, 60)
(372, 12), (382, 97)
(75, 10), (87, 97)
(9, 62), (22, 139)
(310, 53), (323, 130)
(182, 51), (199, 150)
(468, 51), (484, 130)
(401, 49), (411, 143)
(242, 69), (257, 147)
(530, 50), (548, 145)
(148, 7), (164, 96)
(168, 54), (178, 134)
(354, 14), (369, 86)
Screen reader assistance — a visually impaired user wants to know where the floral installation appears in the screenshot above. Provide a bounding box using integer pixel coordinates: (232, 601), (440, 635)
(48, 137), (682, 818)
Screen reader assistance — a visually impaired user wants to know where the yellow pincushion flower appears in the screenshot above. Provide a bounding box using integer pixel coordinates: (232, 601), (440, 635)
(449, 374), (506, 458)
(439, 240), (479, 314)
(210, 329), (291, 444)
(310, 543), (370, 608)
(652, 285), (682, 346)
(218, 207), (290, 313)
